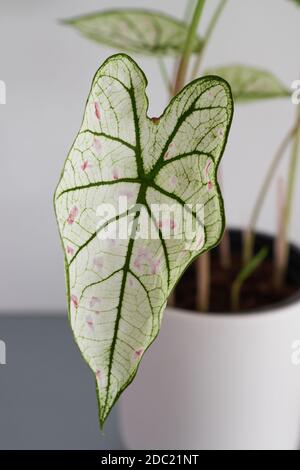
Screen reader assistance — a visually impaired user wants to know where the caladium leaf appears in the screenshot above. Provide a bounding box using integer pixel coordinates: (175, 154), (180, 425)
(54, 54), (233, 426)
(62, 9), (203, 56)
(205, 65), (290, 102)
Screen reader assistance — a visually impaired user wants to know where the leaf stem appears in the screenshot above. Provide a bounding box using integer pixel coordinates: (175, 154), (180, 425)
(219, 229), (231, 268)
(243, 114), (300, 265)
(190, 0), (229, 290)
(273, 178), (286, 288)
(191, 0), (228, 80)
(283, 105), (300, 235)
(276, 104), (300, 285)
(173, 0), (206, 94)
(157, 56), (172, 95)
(184, 0), (197, 22)
(178, 0), (208, 312)
(231, 247), (269, 312)
(196, 251), (211, 311)
(218, 167), (232, 268)
(167, 290), (176, 307)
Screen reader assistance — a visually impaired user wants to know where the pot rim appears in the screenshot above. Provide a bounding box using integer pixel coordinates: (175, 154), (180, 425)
(171, 227), (300, 319)
(166, 292), (300, 321)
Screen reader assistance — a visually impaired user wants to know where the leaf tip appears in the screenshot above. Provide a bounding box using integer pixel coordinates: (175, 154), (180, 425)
(98, 405), (112, 432)
(95, 379), (107, 430)
(59, 17), (73, 26)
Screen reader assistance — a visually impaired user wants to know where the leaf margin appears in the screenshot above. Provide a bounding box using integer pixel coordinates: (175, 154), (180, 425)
(54, 53), (234, 427)
(61, 8), (203, 56)
(204, 64), (290, 102)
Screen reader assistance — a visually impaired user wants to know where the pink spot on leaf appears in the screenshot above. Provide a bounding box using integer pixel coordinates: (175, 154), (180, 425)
(93, 137), (102, 153)
(170, 219), (176, 230)
(86, 315), (94, 331)
(112, 168), (119, 180)
(118, 189), (134, 200)
(81, 160), (91, 171)
(133, 248), (147, 271)
(197, 234), (205, 249)
(96, 369), (101, 381)
(93, 257), (103, 270)
(139, 248), (147, 256)
(207, 181), (213, 191)
(133, 249), (160, 275)
(151, 259), (160, 275)
(131, 349), (144, 363)
(95, 368), (107, 388)
(170, 175), (177, 187)
(133, 258), (141, 271)
(158, 218), (176, 231)
(94, 102), (101, 120)
(89, 296), (101, 309)
(71, 294), (78, 309)
(67, 206), (78, 225)
(151, 116), (160, 125)
(164, 143), (175, 161)
(66, 245), (74, 256)
(205, 160), (212, 178)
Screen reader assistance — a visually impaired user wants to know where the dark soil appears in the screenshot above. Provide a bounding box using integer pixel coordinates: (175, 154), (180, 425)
(175, 232), (300, 314)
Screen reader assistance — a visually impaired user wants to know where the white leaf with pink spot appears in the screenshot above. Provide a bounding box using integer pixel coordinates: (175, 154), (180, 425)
(54, 54), (233, 426)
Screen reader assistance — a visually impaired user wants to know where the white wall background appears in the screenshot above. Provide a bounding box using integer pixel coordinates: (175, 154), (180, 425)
(0, 0), (299, 312)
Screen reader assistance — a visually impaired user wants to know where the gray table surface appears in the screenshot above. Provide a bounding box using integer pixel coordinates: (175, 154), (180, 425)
(0, 315), (123, 450)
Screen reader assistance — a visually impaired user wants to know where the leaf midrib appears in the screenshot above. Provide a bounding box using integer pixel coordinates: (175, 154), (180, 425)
(102, 184), (146, 416)
(61, 72), (227, 420)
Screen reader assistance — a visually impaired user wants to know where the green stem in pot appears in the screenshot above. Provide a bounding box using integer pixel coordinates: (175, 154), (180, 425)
(231, 247), (269, 312)
(157, 56), (173, 94)
(243, 115), (300, 265)
(173, 0), (206, 94)
(170, 0), (207, 310)
(275, 104), (300, 286)
(191, 0), (228, 81)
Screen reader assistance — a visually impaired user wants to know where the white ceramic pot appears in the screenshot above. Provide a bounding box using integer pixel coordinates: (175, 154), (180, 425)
(119, 300), (300, 450)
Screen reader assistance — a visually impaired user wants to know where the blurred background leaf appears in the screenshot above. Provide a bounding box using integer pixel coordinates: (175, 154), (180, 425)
(204, 64), (290, 102)
(62, 9), (203, 56)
